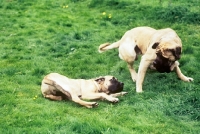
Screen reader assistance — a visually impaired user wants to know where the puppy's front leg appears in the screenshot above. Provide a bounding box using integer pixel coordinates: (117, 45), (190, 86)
(174, 61), (193, 82)
(136, 56), (152, 93)
(71, 95), (98, 108)
(82, 93), (119, 103)
(110, 92), (128, 97)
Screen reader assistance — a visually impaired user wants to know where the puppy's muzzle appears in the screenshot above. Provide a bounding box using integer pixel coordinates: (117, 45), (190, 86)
(108, 81), (124, 94)
(153, 54), (175, 73)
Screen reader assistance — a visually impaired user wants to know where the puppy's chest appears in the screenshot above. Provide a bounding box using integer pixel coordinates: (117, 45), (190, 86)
(79, 80), (98, 95)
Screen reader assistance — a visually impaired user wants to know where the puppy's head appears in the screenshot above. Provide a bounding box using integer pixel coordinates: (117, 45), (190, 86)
(95, 76), (124, 94)
(153, 52), (175, 73)
(152, 42), (182, 73)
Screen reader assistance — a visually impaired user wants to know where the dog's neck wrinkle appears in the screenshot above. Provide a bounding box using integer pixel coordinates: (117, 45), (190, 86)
(93, 80), (103, 92)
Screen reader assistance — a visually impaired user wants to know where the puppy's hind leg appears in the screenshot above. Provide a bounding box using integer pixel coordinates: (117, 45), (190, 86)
(127, 62), (137, 82)
(41, 81), (63, 101)
(119, 40), (138, 82)
(41, 79), (71, 101)
(44, 94), (63, 101)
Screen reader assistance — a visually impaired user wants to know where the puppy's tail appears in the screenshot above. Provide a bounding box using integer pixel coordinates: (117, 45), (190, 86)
(98, 41), (120, 53)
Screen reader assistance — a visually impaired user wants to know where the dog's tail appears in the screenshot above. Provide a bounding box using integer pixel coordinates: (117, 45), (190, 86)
(98, 41), (120, 53)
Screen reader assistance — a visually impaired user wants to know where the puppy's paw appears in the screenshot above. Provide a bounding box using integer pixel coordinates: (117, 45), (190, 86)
(121, 92), (128, 95)
(87, 102), (98, 108)
(136, 89), (143, 93)
(186, 77), (194, 82)
(92, 102), (99, 107)
(109, 97), (119, 103)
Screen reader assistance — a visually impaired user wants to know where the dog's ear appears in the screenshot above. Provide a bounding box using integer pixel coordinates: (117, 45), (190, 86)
(152, 42), (160, 49)
(95, 77), (105, 84)
(171, 47), (182, 60)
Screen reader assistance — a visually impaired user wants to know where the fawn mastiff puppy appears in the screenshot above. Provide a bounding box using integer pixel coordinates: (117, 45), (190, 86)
(41, 73), (127, 108)
(99, 26), (193, 92)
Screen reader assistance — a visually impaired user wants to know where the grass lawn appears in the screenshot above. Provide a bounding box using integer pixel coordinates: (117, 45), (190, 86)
(0, 0), (199, 133)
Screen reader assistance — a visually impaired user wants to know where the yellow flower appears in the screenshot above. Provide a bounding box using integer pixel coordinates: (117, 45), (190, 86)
(108, 14), (112, 18)
(33, 95), (38, 100)
(63, 5), (68, 8)
(102, 12), (106, 15)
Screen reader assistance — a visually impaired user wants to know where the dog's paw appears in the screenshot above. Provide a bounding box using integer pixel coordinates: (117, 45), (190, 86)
(92, 102), (99, 107)
(121, 92), (128, 95)
(136, 89), (143, 93)
(86, 102), (98, 108)
(186, 77), (194, 82)
(109, 97), (119, 103)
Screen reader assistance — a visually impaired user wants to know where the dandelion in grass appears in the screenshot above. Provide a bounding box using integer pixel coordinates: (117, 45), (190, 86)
(33, 95), (38, 100)
(102, 12), (106, 15)
(108, 14), (112, 19)
(63, 5), (68, 8)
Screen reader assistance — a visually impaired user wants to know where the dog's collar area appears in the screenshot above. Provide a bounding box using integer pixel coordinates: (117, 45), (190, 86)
(94, 80), (106, 93)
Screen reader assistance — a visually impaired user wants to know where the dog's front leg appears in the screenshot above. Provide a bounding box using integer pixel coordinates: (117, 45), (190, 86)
(174, 61), (193, 82)
(71, 95), (98, 108)
(109, 92), (128, 97)
(136, 56), (152, 93)
(82, 93), (119, 103)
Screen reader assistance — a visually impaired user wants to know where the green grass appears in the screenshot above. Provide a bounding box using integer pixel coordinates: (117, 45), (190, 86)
(0, 0), (200, 133)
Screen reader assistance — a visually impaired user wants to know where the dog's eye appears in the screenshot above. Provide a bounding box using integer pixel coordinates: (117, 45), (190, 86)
(113, 77), (118, 81)
(110, 77), (115, 82)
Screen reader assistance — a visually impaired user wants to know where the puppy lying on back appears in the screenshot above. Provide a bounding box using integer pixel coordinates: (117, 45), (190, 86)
(41, 73), (127, 108)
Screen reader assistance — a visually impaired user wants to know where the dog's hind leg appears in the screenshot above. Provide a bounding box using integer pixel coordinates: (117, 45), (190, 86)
(43, 94), (63, 101)
(119, 39), (138, 82)
(127, 62), (137, 82)
(41, 79), (72, 101)
(41, 82), (63, 101)
(174, 61), (193, 82)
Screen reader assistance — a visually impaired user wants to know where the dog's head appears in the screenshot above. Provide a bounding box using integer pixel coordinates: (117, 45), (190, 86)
(95, 76), (124, 94)
(152, 42), (182, 73)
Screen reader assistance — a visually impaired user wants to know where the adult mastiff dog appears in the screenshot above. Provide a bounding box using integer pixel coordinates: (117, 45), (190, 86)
(98, 26), (193, 93)
(41, 73), (127, 108)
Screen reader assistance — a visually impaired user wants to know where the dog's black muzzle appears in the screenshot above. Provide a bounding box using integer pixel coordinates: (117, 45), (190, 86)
(153, 54), (175, 73)
(108, 79), (124, 93)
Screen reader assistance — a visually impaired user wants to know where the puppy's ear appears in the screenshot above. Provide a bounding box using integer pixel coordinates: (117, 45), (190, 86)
(171, 47), (182, 60)
(95, 77), (105, 84)
(152, 42), (160, 49)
